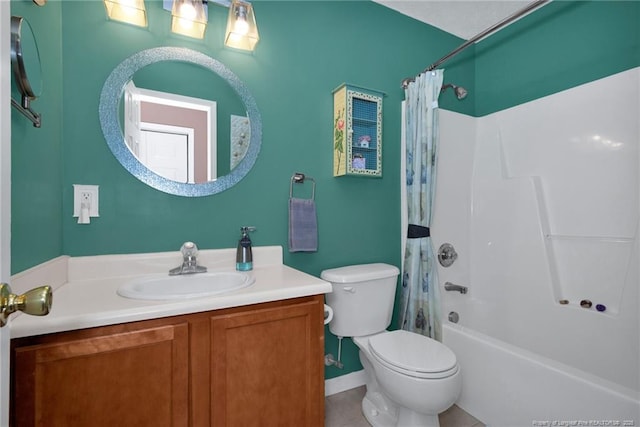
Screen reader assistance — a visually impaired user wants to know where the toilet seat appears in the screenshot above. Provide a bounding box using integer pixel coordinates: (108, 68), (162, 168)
(368, 330), (458, 379)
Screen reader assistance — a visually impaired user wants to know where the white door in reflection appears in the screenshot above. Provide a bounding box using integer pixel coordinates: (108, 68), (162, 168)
(124, 81), (216, 183)
(139, 123), (194, 183)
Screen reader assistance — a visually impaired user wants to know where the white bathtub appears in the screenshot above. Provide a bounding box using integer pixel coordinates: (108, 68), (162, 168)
(443, 322), (640, 427)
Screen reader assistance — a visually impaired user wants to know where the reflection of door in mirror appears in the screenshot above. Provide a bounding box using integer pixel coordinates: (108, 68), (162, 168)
(123, 81), (217, 183)
(139, 123), (193, 183)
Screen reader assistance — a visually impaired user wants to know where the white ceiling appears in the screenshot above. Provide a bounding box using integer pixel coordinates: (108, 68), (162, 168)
(373, 0), (537, 40)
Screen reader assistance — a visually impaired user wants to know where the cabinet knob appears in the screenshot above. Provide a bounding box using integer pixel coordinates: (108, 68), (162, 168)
(0, 283), (52, 327)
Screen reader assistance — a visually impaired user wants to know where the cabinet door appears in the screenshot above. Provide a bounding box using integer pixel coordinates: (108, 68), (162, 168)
(12, 323), (189, 427)
(210, 296), (324, 426)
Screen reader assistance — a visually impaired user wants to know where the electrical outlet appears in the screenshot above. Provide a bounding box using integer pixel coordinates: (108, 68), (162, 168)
(79, 191), (94, 210)
(73, 185), (99, 218)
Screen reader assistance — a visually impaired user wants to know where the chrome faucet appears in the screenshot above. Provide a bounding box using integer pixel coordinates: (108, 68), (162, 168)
(444, 282), (468, 294)
(169, 242), (207, 275)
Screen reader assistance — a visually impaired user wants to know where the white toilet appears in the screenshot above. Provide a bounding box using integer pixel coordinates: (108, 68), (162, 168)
(322, 263), (461, 427)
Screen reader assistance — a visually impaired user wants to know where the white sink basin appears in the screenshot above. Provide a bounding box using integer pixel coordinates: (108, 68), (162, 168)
(117, 271), (255, 300)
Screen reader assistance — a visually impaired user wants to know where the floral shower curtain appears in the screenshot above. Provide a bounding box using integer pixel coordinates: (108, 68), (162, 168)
(398, 70), (444, 341)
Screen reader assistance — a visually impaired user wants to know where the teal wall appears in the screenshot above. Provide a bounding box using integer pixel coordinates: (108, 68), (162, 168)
(10, 0), (638, 380)
(10, 0), (64, 275)
(475, 0), (640, 116)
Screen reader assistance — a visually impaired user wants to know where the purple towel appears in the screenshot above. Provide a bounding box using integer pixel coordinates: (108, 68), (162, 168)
(288, 198), (318, 252)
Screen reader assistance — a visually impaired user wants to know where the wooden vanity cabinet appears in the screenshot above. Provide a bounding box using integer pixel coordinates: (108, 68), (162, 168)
(11, 295), (325, 427)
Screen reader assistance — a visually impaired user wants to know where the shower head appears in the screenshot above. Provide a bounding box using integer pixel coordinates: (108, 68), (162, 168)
(441, 83), (468, 100)
(454, 85), (468, 100)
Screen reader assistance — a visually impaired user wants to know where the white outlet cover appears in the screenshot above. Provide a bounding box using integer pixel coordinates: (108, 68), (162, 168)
(73, 184), (99, 217)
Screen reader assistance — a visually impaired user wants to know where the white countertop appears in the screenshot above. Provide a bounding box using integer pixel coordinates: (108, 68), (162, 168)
(10, 246), (332, 339)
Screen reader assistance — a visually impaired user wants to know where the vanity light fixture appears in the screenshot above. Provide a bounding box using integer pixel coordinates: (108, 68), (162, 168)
(224, 0), (259, 51)
(103, 0), (258, 49)
(103, 0), (148, 27)
(171, 0), (208, 39)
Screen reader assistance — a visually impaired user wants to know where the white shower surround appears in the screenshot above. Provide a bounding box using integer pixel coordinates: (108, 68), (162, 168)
(430, 67), (640, 425)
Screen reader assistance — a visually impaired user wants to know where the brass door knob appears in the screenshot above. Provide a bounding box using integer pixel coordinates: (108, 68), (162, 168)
(0, 283), (52, 327)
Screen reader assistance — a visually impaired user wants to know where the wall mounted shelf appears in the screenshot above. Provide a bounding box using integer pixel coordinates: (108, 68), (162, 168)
(332, 84), (383, 177)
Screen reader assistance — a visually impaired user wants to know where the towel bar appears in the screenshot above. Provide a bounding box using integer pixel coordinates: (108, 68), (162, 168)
(290, 173), (315, 200)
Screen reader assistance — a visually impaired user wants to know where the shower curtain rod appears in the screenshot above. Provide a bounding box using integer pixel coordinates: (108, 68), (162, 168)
(401, 0), (549, 88)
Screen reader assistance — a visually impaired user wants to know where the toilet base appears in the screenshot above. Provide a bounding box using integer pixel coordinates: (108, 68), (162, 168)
(362, 393), (396, 427)
(361, 391), (441, 427)
(397, 407), (440, 427)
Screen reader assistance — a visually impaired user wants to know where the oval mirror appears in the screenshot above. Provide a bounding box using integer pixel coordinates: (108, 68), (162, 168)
(100, 47), (262, 197)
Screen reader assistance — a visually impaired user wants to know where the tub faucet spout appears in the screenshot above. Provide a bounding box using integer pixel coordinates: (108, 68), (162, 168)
(444, 282), (468, 294)
(169, 242), (207, 275)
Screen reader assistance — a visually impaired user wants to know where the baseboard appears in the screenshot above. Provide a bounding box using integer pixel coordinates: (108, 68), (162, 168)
(324, 370), (366, 397)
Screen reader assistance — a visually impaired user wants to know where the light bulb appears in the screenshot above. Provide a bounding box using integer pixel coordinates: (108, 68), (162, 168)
(233, 17), (249, 35)
(232, 4), (250, 35)
(179, 1), (197, 20)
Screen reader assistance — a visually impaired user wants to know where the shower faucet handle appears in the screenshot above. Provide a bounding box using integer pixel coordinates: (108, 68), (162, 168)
(437, 243), (458, 267)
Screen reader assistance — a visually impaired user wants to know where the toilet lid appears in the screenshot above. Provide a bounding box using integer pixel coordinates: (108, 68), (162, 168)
(368, 330), (458, 378)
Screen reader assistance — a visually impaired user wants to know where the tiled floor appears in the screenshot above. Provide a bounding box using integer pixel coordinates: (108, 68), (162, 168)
(325, 386), (484, 427)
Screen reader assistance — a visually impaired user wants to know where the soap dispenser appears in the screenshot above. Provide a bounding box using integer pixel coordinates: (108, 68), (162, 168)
(236, 226), (256, 271)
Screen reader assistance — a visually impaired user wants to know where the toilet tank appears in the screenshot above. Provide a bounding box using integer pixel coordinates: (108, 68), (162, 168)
(322, 263), (400, 338)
